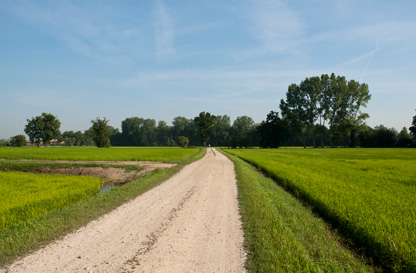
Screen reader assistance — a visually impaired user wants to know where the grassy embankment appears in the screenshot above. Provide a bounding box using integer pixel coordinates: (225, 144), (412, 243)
(224, 148), (416, 272)
(221, 150), (374, 272)
(0, 147), (205, 267)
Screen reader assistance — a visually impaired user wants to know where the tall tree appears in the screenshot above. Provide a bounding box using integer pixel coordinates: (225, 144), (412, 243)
(89, 117), (112, 148)
(398, 127), (413, 147)
(212, 115), (231, 146)
(194, 112), (216, 147)
(257, 111), (289, 148)
(281, 74), (371, 147)
(157, 120), (174, 146)
(409, 110), (416, 144)
(280, 83), (308, 147)
(24, 113), (61, 147)
(121, 117), (144, 146)
(230, 116), (256, 148)
(344, 80), (371, 147)
(299, 76), (322, 147)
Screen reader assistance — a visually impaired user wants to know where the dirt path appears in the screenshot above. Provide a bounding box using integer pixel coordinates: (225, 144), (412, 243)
(2, 149), (246, 272)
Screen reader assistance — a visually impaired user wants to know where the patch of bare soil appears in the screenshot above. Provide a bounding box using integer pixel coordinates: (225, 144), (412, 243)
(0, 159), (175, 186)
(1, 149), (246, 272)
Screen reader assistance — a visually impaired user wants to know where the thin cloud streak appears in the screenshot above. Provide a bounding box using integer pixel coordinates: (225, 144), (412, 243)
(154, 0), (175, 61)
(247, 0), (303, 54)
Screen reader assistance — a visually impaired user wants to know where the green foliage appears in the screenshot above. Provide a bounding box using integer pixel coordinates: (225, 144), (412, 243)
(89, 117), (112, 148)
(230, 116), (257, 148)
(257, 111), (289, 148)
(0, 172), (101, 231)
(177, 136), (189, 147)
(226, 148), (416, 272)
(195, 111), (216, 147)
(398, 127), (413, 147)
(24, 113), (61, 147)
(61, 130), (91, 146)
(0, 139), (10, 147)
(280, 74), (371, 147)
(410, 110), (416, 143)
(222, 150), (372, 272)
(10, 135), (26, 147)
(0, 146), (201, 162)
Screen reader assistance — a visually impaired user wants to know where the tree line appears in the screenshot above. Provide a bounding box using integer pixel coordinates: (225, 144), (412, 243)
(4, 73), (416, 148)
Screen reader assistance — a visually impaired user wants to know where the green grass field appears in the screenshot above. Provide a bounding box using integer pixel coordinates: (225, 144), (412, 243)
(0, 172), (101, 231)
(222, 150), (373, 272)
(0, 146), (200, 162)
(224, 148), (416, 272)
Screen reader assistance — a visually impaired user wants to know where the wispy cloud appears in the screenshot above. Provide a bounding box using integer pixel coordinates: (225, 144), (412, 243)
(153, 0), (175, 61)
(247, 0), (303, 54)
(1, 0), (145, 65)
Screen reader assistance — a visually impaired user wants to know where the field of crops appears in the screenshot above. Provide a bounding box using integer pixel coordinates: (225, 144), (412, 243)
(0, 146), (200, 162)
(0, 172), (101, 231)
(225, 148), (416, 272)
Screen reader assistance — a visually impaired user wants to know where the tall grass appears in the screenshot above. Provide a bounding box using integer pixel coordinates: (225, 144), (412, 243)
(0, 172), (101, 230)
(0, 146), (200, 162)
(221, 150), (373, 272)
(225, 148), (416, 272)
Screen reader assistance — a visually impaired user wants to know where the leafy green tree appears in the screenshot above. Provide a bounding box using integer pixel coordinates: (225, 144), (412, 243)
(257, 111), (289, 148)
(89, 117), (112, 148)
(120, 117), (158, 146)
(172, 116), (199, 146)
(0, 139), (10, 147)
(24, 113), (61, 147)
(398, 127), (413, 147)
(280, 74), (371, 147)
(410, 110), (416, 144)
(372, 125), (398, 147)
(177, 136), (189, 148)
(10, 135), (26, 147)
(299, 76), (322, 147)
(212, 115), (231, 146)
(343, 80), (372, 147)
(280, 83), (308, 147)
(157, 121), (174, 146)
(358, 126), (374, 147)
(195, 112), (216, 147)
(230, 116), (257, 148)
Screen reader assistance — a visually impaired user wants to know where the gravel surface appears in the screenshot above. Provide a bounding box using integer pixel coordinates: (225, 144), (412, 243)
(2, 148), (246, 272)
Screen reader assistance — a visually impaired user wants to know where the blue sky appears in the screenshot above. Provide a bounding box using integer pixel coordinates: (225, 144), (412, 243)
(1, 0), (415, 139)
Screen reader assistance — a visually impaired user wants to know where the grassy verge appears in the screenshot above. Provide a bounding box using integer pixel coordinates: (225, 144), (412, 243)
(0, 148), (206, 267)
(221, 150), (376, 272)
(225, 148), (416, 272)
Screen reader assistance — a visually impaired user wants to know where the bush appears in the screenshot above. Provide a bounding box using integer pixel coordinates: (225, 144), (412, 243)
(177, 136), (189, 148)
(10, 135), (26, 147)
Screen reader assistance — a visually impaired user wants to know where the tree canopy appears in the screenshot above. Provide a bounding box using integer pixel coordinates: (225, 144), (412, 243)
(280, 74), (371, 147)
(409, 110), (416, 144)
(194, 112), (216, 147)
(10, 134), (26, 147)
(24, 113), (61, 147)
(89, 117), (112, 148)
(257, 111), (289, 148)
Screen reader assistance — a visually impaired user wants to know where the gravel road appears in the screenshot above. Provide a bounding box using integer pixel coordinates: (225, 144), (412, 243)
(2, 148), (246, 272)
